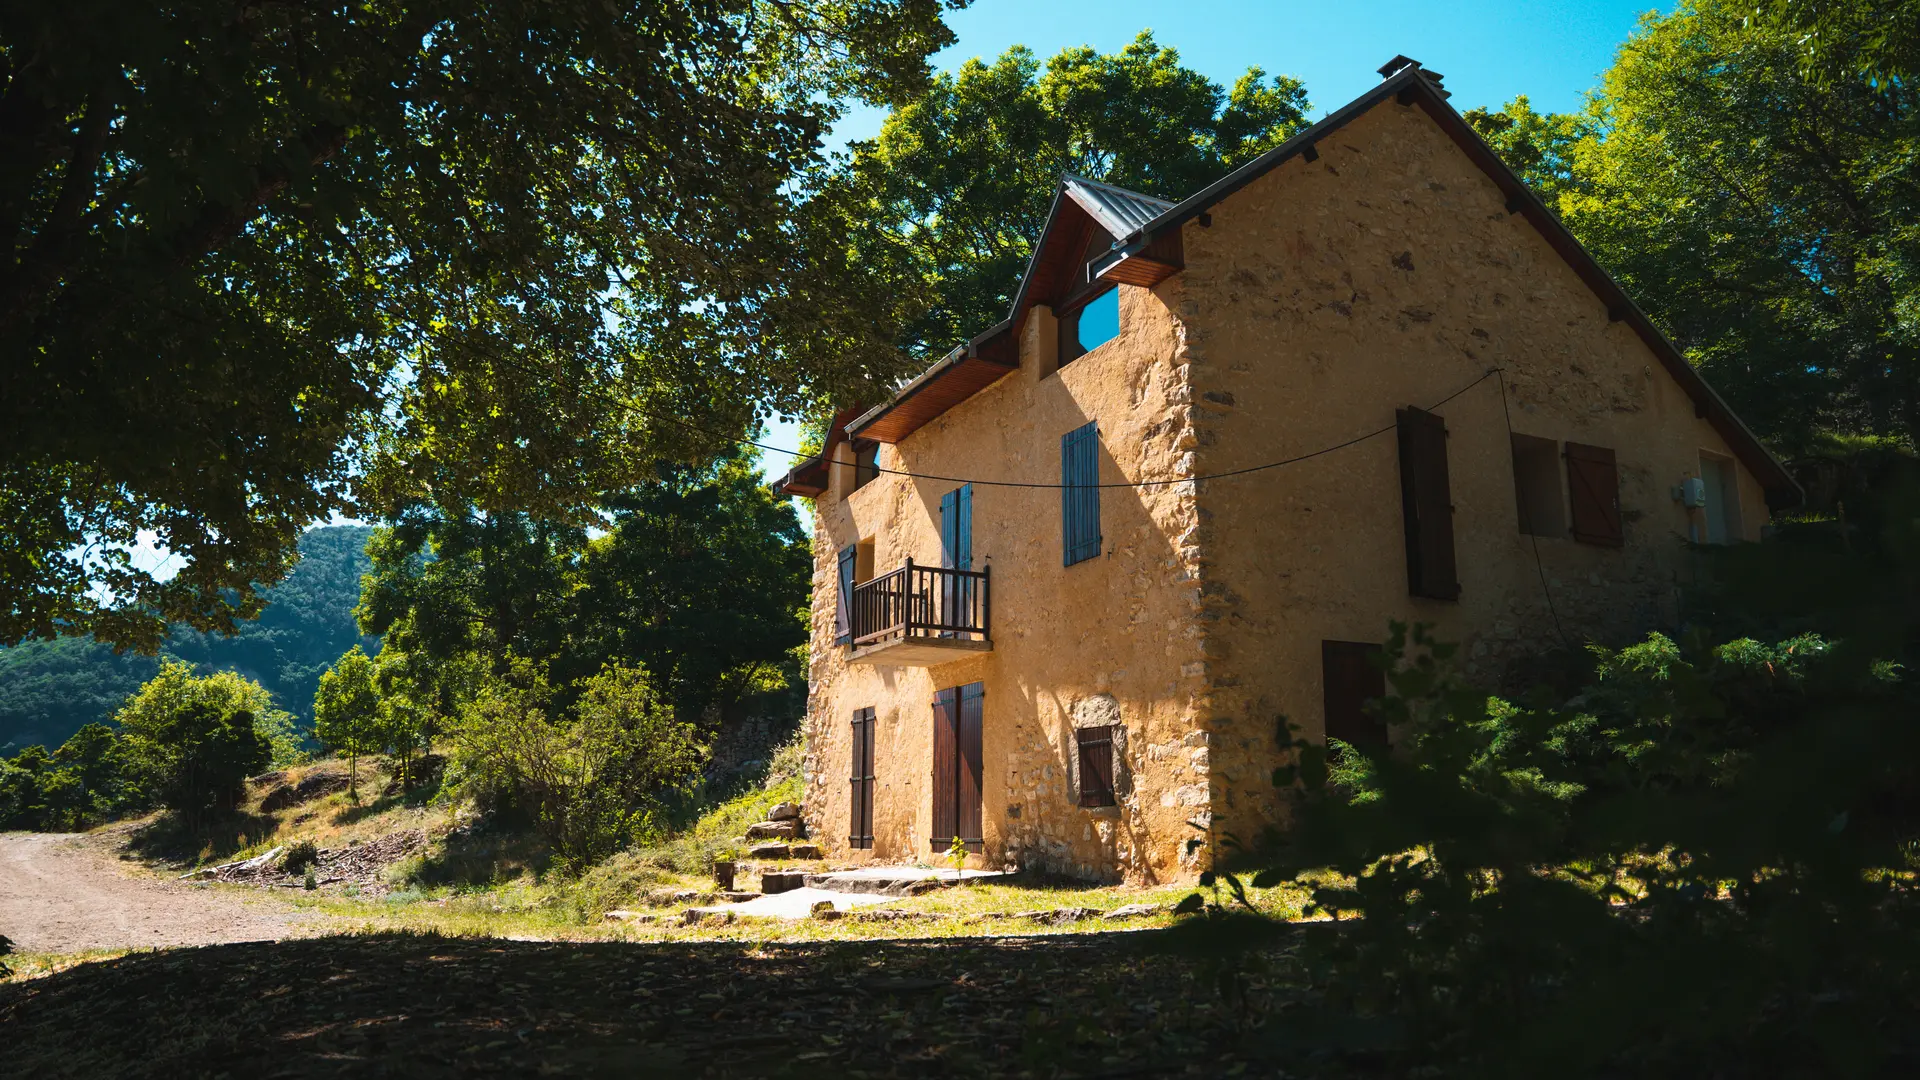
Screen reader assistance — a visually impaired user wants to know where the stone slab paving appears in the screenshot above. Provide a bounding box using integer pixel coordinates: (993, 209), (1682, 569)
(689, 886), (903, 920)
(805, 866), (1006, 895)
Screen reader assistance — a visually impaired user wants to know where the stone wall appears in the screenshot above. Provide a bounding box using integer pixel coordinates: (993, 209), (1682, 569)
(1176, 98), (1776, 850)
(802, 277), (1208, 884)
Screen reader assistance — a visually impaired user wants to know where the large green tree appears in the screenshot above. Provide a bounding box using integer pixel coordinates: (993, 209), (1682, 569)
(1, 0), (962, 651)
(357, 453), (807, 726)
(1467, 1), (1920, 451)
(834, 31), (1311, 359)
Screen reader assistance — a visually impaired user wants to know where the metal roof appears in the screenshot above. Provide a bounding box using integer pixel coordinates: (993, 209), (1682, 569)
(1061, 174), (1174, 244)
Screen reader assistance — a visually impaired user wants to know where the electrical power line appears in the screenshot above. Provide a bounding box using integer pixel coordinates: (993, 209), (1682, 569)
(505, 356), (1502, 492)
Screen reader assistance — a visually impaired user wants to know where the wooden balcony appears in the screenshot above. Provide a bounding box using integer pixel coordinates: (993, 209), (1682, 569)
(849, 559), (992, 666)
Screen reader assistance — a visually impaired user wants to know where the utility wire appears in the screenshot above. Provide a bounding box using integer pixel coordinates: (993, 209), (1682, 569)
(1494, 367), (1572, 647)
(514, 357), (1503, 492)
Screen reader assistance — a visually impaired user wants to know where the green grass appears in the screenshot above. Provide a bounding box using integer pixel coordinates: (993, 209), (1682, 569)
(2, 947), (130, 984)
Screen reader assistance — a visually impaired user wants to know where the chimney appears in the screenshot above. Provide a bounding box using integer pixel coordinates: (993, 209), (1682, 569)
(1377, 55), (1449, 98)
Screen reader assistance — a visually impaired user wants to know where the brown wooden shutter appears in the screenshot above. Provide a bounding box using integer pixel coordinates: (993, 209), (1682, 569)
(1396, 407), (1460, 600)
(1565, 442), (1623, 546)
(930, 688), (958, 845)
(1076, 727), (1117, 807)
(1321, 640), (1388, 748)
(957, 683), (984, 847)
(848, 709), (875, 849)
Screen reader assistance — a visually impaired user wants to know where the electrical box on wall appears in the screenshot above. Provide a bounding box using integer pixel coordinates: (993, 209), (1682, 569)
(1674, 477), (1707, 508)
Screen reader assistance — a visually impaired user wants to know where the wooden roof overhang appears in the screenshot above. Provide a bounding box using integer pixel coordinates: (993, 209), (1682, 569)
(850, 177), (1179, 446)
(1094, 60), (1803, 509)
(770, 406), (866, 498)
(845, 320), (1019, 444)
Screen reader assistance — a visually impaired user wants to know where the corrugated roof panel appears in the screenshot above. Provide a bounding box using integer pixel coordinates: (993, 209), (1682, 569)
(1063, 175), (1174, 242)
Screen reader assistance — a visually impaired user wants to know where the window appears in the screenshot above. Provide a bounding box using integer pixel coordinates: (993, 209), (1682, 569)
(1565, 442), (1623, 546)
(849, 708), (876, 849)
(1061, 422), (1102, 566)
(1699, 453), (1741, 544)
(1056, 287), (1120, 368)
(1322, 641), (1388, 748)
(931, 682), (984, 851)
(1511, 433), (1565, 537)
(852, 441), (880, 492)
(835, 543), (856, 644)
(1396, 407), (1460, 599)
(1076, 726), (1118, 807)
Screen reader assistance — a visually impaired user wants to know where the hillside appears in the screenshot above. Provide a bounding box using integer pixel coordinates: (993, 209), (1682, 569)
(0, 525), (377, 753)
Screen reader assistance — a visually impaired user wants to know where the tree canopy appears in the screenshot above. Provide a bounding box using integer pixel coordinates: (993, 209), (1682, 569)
(1, 0), (963, 650)
(831, 31), (1312, 359)
(357, 455), (808, 726)
(1466, 0), (1920, 452)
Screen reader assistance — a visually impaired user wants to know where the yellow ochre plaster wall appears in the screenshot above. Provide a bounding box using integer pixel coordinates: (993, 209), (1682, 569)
(801, 281), (1214, 883)
(1174, 99), (1774, 847)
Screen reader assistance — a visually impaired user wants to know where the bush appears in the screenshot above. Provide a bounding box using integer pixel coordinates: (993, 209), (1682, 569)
(449, 659), (705, 870)
(1201, 615), (1920, 1076)
(281, 839), (320, 875)
(115, 662), (289, 817)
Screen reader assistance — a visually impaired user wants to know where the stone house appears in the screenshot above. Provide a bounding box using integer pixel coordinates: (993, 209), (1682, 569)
(772, 57), (1799, 884)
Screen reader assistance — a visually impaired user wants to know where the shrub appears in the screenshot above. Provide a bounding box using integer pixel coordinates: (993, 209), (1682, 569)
(115, 662), (287, 817)
(281, 839), (320, 875)
(1203, 617), (1920, 1076)
(449, 659), (705, 870)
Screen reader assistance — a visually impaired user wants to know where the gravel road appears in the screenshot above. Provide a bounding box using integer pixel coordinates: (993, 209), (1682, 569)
(0, 831), (320, 953)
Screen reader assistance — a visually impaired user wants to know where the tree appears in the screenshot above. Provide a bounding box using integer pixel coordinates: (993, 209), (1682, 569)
(313, 647), (382, 798)
(1469, 2), (1920, 452)
(114, 661), (286, 816)
(565, 457), (811, 721)
(832, 31), (1312, 359)
(1, 0), (964, 651)
(449, 660), (704, 868)
(358, 454), (810, 727)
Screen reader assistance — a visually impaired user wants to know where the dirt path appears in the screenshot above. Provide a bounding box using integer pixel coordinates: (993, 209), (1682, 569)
(0, 831), (321, 953)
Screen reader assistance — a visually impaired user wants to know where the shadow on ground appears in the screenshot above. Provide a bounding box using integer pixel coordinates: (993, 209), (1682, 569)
(0, 929), (1353, 1078)
(118, 810), (283, 867)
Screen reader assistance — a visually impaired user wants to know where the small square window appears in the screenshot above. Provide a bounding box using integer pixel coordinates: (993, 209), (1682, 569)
(852, 441), (880, 492)
(1076, 726), (1117, 807)
(1057, 287), (1120, 369)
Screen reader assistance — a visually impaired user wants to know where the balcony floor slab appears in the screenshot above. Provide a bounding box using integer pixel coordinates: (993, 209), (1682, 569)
(849, 636), (992, 667)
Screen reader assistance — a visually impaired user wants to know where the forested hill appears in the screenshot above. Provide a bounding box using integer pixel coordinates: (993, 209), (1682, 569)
(0, 525), (378, 754)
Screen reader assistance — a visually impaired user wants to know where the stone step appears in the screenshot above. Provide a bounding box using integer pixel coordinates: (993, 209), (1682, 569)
(760, 870), (808, 894)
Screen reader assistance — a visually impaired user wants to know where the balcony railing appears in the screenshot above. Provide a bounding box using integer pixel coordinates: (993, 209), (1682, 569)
(849, 559), (991, 663)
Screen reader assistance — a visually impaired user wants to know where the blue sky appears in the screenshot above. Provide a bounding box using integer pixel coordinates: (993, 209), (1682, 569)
(758, 0), (1669, 482)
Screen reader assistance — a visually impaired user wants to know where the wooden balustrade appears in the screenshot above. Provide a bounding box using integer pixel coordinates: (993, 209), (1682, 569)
(851, 558), (991, 649)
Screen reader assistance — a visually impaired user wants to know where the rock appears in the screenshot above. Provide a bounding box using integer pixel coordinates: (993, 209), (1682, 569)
(787, 843), (823, 860)
(768, 802), (802, 821)
(1049, 907), (1101, 924)
(760, 871), (808, 894)
(682, 909), (736, 926)
(748, 842), (791, 859)
(962, 912), (1007, 925)
(745, 820), (797, 841)
(720, 891), (759, 903)
(907, 880), (946, 896)
(853, 910), (934, 923)
(1104, 903), (1163, 920)
(604, 910), (658, 924)
(809, 900), (842, 920)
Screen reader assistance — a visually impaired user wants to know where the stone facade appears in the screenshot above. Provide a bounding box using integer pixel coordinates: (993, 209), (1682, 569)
(789, 80), (1782, 884)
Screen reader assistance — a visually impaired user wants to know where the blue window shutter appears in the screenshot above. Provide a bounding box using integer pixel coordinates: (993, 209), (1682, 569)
(956, 484), (972, 570)
(1061, 423), (1102, 566)
(940, 488), (958, 568)
(836, 544), (856, 642)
